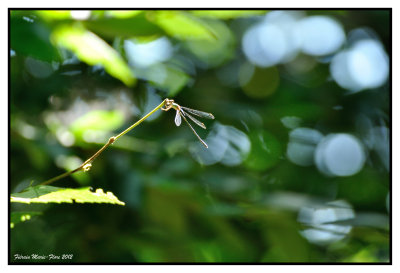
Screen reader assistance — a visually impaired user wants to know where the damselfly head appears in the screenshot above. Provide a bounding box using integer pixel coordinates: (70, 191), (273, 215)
(162, 98), (175, 111)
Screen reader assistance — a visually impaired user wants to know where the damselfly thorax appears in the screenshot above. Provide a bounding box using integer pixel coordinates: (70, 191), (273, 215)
(162, 99), (215, 148)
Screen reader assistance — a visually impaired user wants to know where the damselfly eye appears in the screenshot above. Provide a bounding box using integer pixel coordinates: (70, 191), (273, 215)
(162, 99), (175, 111)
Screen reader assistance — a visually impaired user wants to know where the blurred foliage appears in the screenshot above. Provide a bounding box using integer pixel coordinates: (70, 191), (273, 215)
(51, 25), (135, 86)
(10, 211), (42, 229)
(69, 110), (125, 140)
(10, 9), (390, 263)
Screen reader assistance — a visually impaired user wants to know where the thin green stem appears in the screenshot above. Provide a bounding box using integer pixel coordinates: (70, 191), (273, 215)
(40, 169), (79, 186)
(39, 99), (167, 186)
(114, 99), (166, 140)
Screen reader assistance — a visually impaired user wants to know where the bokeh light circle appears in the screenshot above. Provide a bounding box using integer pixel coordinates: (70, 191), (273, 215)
(330, 39), (389, 92)
(124, 37), (173, 68)
(348, 40), (389, 89)
(298, 16), (345, 56)
(315, 134), (366, 176)
(287, 127), (323, 166)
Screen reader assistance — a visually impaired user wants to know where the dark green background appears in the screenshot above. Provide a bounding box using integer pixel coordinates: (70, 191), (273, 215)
(10, 10), (390, 263)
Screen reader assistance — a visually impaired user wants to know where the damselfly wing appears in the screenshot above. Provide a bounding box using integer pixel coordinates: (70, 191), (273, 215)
(174, 109), (182, 126)
(179, 111), (209, 148)
(162, 99), (215, 148)
(181, 106), (215, 120)
(181, 109), (206, 129)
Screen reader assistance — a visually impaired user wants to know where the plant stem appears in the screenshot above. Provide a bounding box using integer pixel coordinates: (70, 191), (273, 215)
(114, 99), (166, 141)
(39, 99), (167, 186)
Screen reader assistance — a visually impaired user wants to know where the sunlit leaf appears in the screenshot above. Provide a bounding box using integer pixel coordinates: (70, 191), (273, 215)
(69, 110), (125, 138)
(51, 25), (135, 86)
(11, 185), (125, 205)
(36, 10), (72, 20)
(190, 10), (267, 19)
(10, 211), (42, 228)
(37, 10), (93, 21)
(105, 10), (144, 18)
(343, 247), (382, 262)
(149, 11), (217, 41)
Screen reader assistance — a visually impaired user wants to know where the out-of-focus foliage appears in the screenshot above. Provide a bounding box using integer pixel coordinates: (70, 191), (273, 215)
(69, 110), (125, 140)
(10, 9), (390, 263)
(51, 25), (136, 86)
(150, 11), (218, 41)
(10, 212), (42, 229)
(190, 10), (267, 19)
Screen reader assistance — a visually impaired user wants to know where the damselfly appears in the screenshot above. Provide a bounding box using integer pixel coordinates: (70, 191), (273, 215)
(162, 99), (215, 148)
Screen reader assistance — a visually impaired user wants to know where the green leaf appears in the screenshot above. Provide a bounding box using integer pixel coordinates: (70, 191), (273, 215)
(69, 110), (125, 138)
(162, 66), (190, 97)
(10, 16), (61, 62)
(184, 19), (235, 68)
(190, 10), (267, 19)
(11, 185), (125, 205)
(10, 211), (42, 228)
(105, 10), (144, 18)
(36, 10), (72, 20)
(343, 246), (382, 262)
(51, 25), (135, 86)
(150, 11), (217, 41)
(83, 13), (164, 39)
(136, 64), (190, 97)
